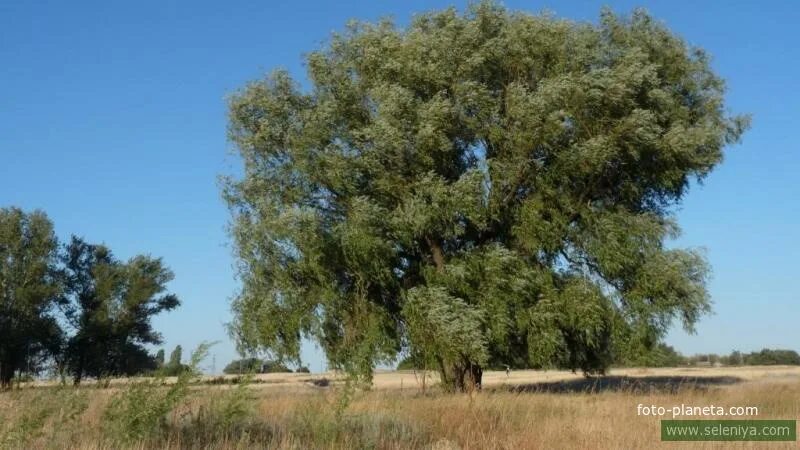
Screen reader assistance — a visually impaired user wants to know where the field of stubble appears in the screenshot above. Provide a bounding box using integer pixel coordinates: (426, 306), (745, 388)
(1, 365), (798, 449)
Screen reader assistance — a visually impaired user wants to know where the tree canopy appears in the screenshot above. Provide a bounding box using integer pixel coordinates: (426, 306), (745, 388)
(741, 349), (800, 366)
(0, 208), (181, 387)
(222, 358), (292, 375)
(0, 207), (62, 387)
(61, 236), (180, 383)
(224, 2), (748, 391)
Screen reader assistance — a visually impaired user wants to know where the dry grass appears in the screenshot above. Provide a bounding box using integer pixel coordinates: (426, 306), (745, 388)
(2, 366), (798, 449)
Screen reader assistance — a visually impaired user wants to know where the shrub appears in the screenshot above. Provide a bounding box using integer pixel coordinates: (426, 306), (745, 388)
(0, 387), (88, 448)
(175, 375), (274, 446)
(102, 342), (212, 444)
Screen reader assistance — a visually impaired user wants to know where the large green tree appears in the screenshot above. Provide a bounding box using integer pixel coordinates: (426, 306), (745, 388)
(62, 236), (180, 383)
(224, 3), (747, 391)
(0, 207), (63, 388)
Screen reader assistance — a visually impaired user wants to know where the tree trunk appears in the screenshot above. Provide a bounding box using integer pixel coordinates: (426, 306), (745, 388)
(0, 360), (13, 389)
(452, 364), (467, 392)
(425, 236), (445, 272)
(440, 360), (483, 393)
(436, 356), (449, 388)
(73, 353), (84, 386)
(425, 237), (484, 393)
(466, 363), (483, 392)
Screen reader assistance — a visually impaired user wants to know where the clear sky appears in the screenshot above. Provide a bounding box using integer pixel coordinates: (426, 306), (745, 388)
(2, 1), (797, 373)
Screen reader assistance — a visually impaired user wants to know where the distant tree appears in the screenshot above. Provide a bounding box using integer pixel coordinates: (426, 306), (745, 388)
(262, 360), (292, 373)
(224, 2), (748, 391)
(728, 350), (744, 366)
(158, 345), (190, 376)
(651, 344), (686, 367)
(168, 345), (183, 367)
(155, 349), (165, 367)
(295, 366), (311, 373)
(0, 207), (63, 388)
(613, 342), (685, 367)
(61, 237), (180, 383)
(396, 356), (417, 371)
(222, 357), (293, 374)
(223, 357), (261, 375)
(743, 349), (800, 366)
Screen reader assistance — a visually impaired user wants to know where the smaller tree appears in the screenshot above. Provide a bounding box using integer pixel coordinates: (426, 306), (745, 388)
(168, 345), (183, 367)
(0, 207), (63, 388)
(155, 349), (165, 367)
(62, 237), (180, 383)
(161, 345), (188, 376)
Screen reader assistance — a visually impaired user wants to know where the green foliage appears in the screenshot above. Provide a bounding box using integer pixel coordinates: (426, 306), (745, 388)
(61, 236), (180, 383)
(224, 1), (747, 391)
(103, 342), (212, 444)
(0, 386), (88, 448)
(168, 345), (182, 367)
(223, 357), (260, 374)
(404, 286), (489, 368)
(157, 345), (189, 376)
(0, 210), (180, 387)
(0, 207), (63, 388)
(155, 348), (165, 367)
(620, 347), (800, 367)
(102, 343), (282, 447)
(615, 343), (687, 367)
(260, 359), (292, 373)
(741, 349), (800, 366)
(396, 356), (418, 371)
(649, 344), (687, 368)
(223, 357), (293, 374)
(173, 373), (275, 447)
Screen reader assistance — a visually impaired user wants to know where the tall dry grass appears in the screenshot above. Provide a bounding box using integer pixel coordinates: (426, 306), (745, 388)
(1, 368), (798, 449)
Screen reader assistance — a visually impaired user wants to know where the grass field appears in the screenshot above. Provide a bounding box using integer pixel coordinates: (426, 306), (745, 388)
(1, 366), (798, 449)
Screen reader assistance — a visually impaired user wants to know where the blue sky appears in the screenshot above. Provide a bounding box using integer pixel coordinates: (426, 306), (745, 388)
(2, 1), (797, 373)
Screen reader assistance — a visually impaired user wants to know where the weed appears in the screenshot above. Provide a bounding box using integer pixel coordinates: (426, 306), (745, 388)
(102, 342), (213, 444)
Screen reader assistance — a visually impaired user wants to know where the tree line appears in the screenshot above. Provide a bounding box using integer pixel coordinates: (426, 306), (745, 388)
(0, 207), (179, 388)
(397, 344), (800, 370)
(616, 344), (800, 368)
(221, 357), (310, 375)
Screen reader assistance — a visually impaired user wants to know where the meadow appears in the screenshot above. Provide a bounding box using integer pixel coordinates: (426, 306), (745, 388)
(1, 365), (798, 449)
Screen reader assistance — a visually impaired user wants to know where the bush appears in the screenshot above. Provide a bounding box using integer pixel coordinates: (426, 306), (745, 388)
(158, 362), (190, 377)
(175, 375), (274, 446)
(103, 343), (212, 444)
(0, 387), (88, 448)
